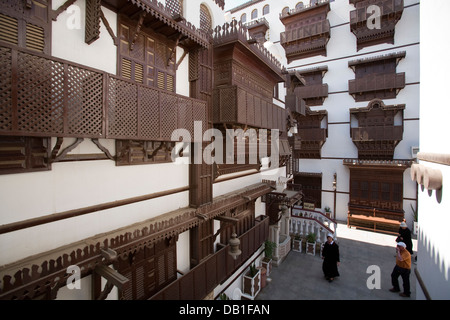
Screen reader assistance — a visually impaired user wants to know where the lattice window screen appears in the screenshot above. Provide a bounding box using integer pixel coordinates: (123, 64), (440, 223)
(200, 4), (212, 33)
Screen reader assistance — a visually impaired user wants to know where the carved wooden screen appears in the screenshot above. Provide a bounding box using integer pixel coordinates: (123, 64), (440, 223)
(116, 239), (176, 300)
(0, 0), (51, 54)
(166, 0), (183, 16)
(0, 136), (50, 174)
(118, 16), (176, 92)
(294, 172), (322, 208)
(200, 4), (212, 33)
(190, 219), (214, 268)
(349, 168), (403, 212)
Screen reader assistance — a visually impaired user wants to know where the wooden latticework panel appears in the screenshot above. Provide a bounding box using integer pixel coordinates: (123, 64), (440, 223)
(0, 44), (207, 142)
(107, 77), (138, 138)
(0, 47), (12, 132)
(140, 85), (161, 139)
(67, 65), (104, 136)
(17, 52), (65, 134)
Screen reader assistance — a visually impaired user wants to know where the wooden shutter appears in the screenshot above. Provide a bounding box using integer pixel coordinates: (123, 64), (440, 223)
(0, 1), (51, 54)
(0, 14), (19, 45)
(117, 239), (176, 300)
(118, 17), (176, 92)
(0, 136), (51, 175)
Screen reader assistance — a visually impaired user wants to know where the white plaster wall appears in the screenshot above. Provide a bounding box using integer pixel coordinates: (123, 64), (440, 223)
(52, 0), (117, 74)
(0, 137), (190, 265)
(416, 0), (450, 300)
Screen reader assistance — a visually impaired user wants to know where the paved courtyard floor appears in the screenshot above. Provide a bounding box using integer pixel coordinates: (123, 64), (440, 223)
(256, 223), (418, 300)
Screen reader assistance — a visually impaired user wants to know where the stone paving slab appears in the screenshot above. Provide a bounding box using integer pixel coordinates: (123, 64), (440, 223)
(256, 223), (417, 300)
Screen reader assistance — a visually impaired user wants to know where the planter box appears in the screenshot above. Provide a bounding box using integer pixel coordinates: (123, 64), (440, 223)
(306, 241), (316, 256)
(293, 239), (302, 252)
(262, 257), (272, 277)
(242, 268), (261, 300)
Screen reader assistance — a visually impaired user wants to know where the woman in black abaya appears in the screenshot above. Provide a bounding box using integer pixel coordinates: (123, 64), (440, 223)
(322, 233), (340, 282)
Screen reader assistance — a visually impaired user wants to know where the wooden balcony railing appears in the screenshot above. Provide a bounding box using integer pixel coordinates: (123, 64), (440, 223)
(296, 83), (329, 100)
(351, 125), (403, 142)
(149, 215), (269, 300)
(213, 85), (286, 132)
(298, 128), (327, 141)
(349, 73), (405, 95)
(0, 43), (207, 142)
(280, 20), (330, 45)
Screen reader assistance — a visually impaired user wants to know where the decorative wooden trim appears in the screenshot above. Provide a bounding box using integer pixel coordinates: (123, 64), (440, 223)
(85, 0), (101, 45)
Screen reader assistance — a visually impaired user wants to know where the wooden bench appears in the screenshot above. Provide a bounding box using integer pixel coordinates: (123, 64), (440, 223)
(347, 214), (401, 235)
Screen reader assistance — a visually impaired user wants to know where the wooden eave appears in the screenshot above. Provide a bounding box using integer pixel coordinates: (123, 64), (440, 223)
(348, 51), (406, 72)
(101, 0), (210, 49)
(349, 99), (405, 114)
(343, 158), (412, 170)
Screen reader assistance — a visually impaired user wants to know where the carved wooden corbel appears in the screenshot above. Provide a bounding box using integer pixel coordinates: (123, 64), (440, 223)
(130, 11), (147, 51)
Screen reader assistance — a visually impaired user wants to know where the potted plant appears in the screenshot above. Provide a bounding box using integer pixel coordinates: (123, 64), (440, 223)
(262, 240), (275, 276)
(292, 234), (302, 253)
(242, 264), (261, 299)
(306, 233), (317, 256)
(324, 206), (331, 218)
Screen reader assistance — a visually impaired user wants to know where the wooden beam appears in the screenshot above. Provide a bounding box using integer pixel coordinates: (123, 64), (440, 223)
(95, 265), (130, 290)
(100, 9), (118, 46)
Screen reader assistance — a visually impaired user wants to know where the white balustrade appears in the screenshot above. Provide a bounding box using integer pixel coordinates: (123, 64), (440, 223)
(290, 206), (338, 242)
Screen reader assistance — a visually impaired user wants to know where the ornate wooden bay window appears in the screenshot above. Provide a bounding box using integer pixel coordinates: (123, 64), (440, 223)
(290, 107), (328, 159)
(245, 17), (269, 43)
(295, 66), (328, 106)
(280, 0), (331, 62)
(350, 0), (404, 51)
(350, 99), (404, 160)
(344, 159), (412, 233)
(212, 20), (288, 178)
(349, 51), (406, 102)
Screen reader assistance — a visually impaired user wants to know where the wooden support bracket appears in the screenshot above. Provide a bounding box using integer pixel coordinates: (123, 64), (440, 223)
(95, 265), (130, 291)
(52, 0), (77, 21)
(100, 9), (119, 46)
(130, 11), (147, 51)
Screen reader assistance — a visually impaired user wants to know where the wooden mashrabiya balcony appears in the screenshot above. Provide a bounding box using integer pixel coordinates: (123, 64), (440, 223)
(0, 43), (207, 142)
